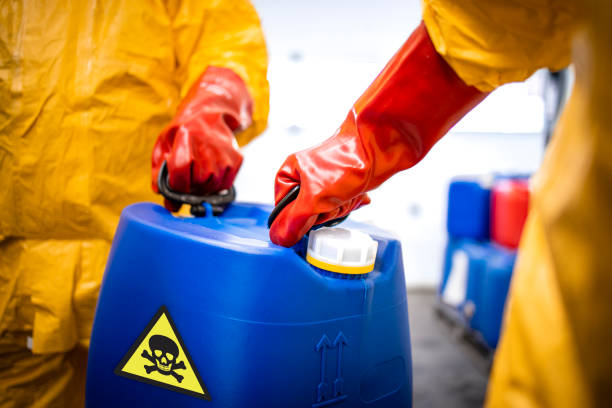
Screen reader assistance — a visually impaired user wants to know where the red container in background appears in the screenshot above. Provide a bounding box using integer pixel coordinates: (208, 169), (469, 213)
(491, 179), (530, 248)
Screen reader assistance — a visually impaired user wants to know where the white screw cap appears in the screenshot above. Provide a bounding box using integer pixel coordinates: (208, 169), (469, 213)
(306, 227), (378, 274)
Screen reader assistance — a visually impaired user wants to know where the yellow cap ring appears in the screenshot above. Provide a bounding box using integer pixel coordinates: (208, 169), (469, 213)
(306, 254), (374, 275)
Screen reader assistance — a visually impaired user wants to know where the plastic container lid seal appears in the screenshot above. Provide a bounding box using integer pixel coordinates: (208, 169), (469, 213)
(306, 227), (378, 274)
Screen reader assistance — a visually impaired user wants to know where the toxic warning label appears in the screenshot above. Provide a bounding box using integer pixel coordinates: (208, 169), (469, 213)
(114, 306), (210, 400)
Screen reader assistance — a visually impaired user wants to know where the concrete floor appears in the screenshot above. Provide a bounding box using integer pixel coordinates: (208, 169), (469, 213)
(408, 289), (489, 408)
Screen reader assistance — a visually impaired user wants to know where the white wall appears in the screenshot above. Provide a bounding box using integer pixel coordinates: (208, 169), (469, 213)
(236, 0), (547, 286)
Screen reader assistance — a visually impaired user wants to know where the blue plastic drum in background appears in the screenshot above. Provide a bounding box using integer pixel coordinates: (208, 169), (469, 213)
(479, 245), (515, 348)
(85, 202), (412, 408)
(446, 177), (492, 241)
(439, 239), (515, 349)
(439, 239), (489, 330)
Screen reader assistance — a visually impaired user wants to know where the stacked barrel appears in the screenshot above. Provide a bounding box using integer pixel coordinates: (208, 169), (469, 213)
(438, 175), (530, 348)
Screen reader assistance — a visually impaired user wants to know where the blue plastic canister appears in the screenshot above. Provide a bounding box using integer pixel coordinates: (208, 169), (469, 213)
(478, 244), (516, 348)
(439, 240), (515, 348)
(446, 177), (492, 240)
(86, 203), (412, 408)
(439, 239), (488, 330)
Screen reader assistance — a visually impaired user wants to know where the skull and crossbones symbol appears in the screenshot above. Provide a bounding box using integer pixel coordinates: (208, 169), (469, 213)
(141, 335), (186, 383)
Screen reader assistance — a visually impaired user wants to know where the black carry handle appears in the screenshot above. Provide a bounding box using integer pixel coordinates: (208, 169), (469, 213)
(157, 161), (235, 217)
(267, 185), (348, 229)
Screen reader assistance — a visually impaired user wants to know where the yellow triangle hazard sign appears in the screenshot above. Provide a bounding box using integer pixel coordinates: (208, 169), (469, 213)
(114, 306), (210, 400)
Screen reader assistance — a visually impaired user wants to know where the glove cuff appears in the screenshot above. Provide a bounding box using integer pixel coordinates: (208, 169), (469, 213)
(174, 66), (254, 133)
(348, 21), (488, 190)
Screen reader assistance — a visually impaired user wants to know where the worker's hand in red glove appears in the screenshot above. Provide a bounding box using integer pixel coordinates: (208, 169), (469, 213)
(269, 22), (488, 247)
(152, 66), (253, 211)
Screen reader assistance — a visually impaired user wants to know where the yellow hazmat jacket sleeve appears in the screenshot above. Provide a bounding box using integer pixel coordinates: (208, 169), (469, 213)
(422, 0), (575, 91)
(423, 0), (612, 406)
(168, 0), (270, 146)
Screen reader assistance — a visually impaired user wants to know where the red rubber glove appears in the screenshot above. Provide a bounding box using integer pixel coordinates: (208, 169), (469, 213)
(270, 22), (488, 247)
(152, 66), (253, 211)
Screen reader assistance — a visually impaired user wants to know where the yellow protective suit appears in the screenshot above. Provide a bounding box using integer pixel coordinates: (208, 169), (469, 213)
(423, 0), (612, 405)
(0, 1), (268, 406)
